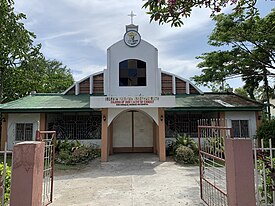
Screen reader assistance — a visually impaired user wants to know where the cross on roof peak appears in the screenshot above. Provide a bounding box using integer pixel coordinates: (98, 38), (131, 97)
(128, 11), (136, 24)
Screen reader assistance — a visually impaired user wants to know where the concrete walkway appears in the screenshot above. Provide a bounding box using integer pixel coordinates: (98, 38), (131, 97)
(52, 153), (204, 206)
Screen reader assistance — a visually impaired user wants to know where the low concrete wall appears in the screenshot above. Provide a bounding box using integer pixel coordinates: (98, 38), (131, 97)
(10, 141), (45, 206)
(225, 138), (256, 206)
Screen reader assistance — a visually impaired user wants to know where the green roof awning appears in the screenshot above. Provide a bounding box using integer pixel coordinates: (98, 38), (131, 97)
(0, 92), (263, 113)
(0, 94), (92, 112)
(166, 93), (263, 111)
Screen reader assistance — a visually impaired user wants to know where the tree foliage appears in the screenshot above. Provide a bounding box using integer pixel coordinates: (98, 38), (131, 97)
(3, 57), (74, 103)
(234, 86), (274, 101)
(0, 0), (74, 103)
(234, 87), (249, 98)
(0, 0), (38, 66)
(143, 0), (259, 27)
(192, 10), (275, 101)
(257, 119), (275, 142)
(0, 0), (41, 102)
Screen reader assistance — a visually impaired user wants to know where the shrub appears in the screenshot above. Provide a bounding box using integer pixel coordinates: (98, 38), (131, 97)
(0, 163), (11, 204)
(55, 140), (100, 165)
(175, 145), (196, 164)
(171, 133), (199, 156)
(58, 150), (71, 165)
(257, 152), (275, 204)
(257, 119), (275, 146)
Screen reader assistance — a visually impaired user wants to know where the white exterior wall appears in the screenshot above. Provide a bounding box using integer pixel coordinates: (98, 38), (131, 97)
(106, 39), (160, 96)
(225, 111), (257, 138)
(108, 108), (158, 126)
(7, 113), (40, 150)
(67, 139), (101, 148)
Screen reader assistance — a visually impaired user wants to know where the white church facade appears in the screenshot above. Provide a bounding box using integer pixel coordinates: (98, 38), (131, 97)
(0, 22), (263, 161)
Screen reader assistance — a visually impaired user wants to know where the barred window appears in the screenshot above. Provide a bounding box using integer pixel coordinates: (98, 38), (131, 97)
(16, 123), (33, 141)
(165, 112), (219, 138)
(47, 112), (101, 140)
(231, 120), (249, 138)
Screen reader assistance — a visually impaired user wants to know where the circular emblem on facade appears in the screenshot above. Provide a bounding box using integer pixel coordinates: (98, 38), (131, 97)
(124, 30), (141, 47)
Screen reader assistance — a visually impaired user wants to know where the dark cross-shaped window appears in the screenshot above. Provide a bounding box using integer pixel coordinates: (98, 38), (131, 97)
(119, 59), (146, 86)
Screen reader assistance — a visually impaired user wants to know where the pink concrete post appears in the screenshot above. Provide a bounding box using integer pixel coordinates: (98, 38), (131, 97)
(10, 141), (45, 206)
(225, 138), (256, 206)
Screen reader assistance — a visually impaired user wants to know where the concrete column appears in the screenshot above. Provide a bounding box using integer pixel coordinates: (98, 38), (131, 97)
(101, 108), (108, 162)
(1, 113), (8, 151)
(40, 113), (46, 131)
(10, 141), (45, 206)
(153, 122), (157, 154)
(109, 123), (113, 155)
(225, 138), (256, 206)
(158, 108), (166, 161)
(219, 112), (225, 126)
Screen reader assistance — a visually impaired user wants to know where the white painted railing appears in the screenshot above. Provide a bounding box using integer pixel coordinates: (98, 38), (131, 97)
(254, 139), (275, 206)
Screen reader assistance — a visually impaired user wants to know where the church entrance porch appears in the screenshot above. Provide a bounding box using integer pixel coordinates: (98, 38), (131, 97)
(112, 110), (154, 153)
(101, 108), (166, 162)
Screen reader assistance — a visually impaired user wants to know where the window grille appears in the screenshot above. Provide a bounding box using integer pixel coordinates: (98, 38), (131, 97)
(15, 123), (33, 141)
(165, 112), (219, 138)
(47, 112), (101, 140)
(231, 120), (249, 138)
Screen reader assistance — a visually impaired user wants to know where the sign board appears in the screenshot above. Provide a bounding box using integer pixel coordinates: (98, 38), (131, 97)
(90, 96), (176, 108)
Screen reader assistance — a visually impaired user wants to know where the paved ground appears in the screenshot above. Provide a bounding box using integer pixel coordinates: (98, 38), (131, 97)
(52, 153), (204, 206)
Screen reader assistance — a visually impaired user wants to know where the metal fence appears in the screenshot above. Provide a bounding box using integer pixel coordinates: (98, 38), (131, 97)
(254, 138), (275, 206)
(0, 143), (12, 206)
(198, 119), (231, 206)
(36, 131), (56, 206)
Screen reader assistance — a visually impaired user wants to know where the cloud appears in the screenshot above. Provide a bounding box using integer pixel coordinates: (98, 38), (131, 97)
(14, 0), (247, 91)
(159, 57), (202, 80)
(38, 31), (81, 41)
(73, 64), (106, 82)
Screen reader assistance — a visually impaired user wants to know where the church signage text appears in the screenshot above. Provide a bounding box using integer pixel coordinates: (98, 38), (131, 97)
(90, 96), (176, 108)
(105, 96), (159, 106)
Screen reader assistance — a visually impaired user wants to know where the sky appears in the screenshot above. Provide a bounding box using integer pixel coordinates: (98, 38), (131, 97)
(14, 0), (274, 91)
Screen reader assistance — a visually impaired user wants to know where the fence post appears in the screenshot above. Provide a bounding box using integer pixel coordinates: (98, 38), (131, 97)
(10, 141), (45, 206)
(225, 138), (256, 206)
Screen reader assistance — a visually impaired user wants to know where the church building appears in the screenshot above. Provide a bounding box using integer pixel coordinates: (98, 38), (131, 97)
(0, 19), (263, 161)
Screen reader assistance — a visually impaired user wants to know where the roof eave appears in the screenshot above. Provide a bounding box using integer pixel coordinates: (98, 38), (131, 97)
(165, 107), (263, 112)
(0, 108), (98, 113)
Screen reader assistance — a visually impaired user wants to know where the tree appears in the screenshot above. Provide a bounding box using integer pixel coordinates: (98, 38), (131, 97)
(0, 0), (74, 103)
(193, 48), (266, 99)
(0, 0), (40, 103)
(234, 87), (249, 98)
(234, 86), (274, 102)
(3, 57), (74, 103)
(257, 119), (275, 143)
(192, 10), (275, 118)
(142, 0), (259, 27)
